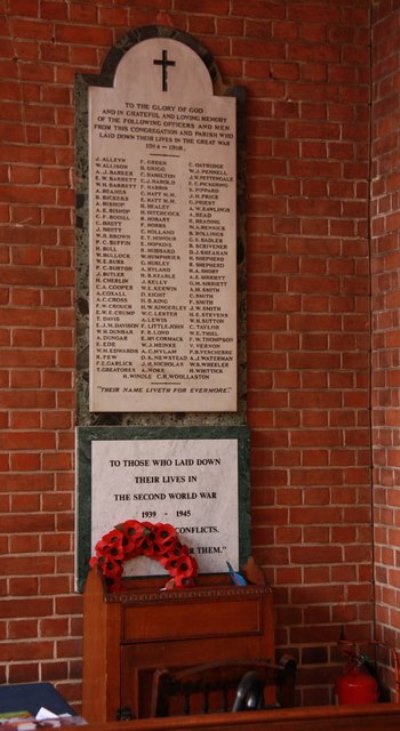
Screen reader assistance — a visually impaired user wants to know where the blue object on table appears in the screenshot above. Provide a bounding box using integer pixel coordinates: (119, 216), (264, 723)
(0, 682), (75, 716)
(226, 561), (247, 586)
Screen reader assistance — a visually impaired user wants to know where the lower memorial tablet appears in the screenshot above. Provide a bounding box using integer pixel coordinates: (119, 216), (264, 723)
(75, 425), (251, 590)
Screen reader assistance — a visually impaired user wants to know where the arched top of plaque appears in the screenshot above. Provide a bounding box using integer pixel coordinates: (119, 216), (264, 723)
(96, 26), (229, 97)
(114, 37), (212, 98)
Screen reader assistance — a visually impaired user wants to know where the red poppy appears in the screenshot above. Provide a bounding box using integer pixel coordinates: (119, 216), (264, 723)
(162, 546), (197, 578)
(105, 543), (125, 562)
(148, 524), (180, 558)
(90, 519), (198, 593)
(155, 523), (177, 545)
(177, 555), (198, 579)
(173, 574), (197, 588)
(96, 555), (123, 590)
(164, 553), (197, 589)
(117, 519), (146, 556)
(140, 523), (165, 556)
(159, 543), (180, 564)
(94, 528), (124, 557)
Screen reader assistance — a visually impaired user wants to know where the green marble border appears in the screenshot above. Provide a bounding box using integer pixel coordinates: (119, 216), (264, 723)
(75, 25), (247, 427)
(76, 425), (250, 591)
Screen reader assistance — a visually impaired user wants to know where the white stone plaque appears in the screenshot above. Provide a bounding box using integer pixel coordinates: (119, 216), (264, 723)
(90, 438), (239, 576)
(89, 37), (237, 412)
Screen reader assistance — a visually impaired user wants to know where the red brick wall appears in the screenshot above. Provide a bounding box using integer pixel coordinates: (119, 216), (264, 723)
(246, 1), (372, 705)
(371, 0), (400, 692)
(0, 0), (374, 709)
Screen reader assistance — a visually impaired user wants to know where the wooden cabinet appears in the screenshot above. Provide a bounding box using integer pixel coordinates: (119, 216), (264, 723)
(82, 567), (275, 722)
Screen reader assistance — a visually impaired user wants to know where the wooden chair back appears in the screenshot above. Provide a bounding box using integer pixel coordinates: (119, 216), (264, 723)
(150, 656), (297, 717)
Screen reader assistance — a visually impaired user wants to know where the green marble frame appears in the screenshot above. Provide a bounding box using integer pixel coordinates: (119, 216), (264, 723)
(76, 424), (250, 591)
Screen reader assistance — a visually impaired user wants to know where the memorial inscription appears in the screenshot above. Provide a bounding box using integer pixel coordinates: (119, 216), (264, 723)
(75, 425), (251, 589)
(89, 37), (237, 412)
(90, 437), (239, 577)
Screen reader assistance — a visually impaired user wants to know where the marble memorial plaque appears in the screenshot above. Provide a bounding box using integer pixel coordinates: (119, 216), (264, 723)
(75, 425), (250, 589)
(90, 438), (238, 577)
(89, 37), (237, 412)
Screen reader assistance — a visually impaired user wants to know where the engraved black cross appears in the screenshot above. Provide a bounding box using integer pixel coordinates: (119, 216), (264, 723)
(153, 49), (176, 92)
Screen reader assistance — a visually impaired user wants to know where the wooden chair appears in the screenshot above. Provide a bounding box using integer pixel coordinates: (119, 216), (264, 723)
(150, 655), (297, 717)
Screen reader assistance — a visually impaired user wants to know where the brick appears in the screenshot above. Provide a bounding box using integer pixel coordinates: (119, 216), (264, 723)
(0, 391), (56, 409)
(44, 577), (76, 599)
(42, 287), (72, 307)
(42, 370), (72, 389)
(0, 594), (53, 618)
(288, 3), (340, 23)
(0, 513), (55, 534)
(8, 663), (40, 683)
(55, 25), (113, 46)
(9, 412), (41, 429)
(188, 14), (217, 34)
(300, 22), (327, 44)
(41, 411), (72, 429)
(0, 265), (55, 286)
(9, 0), (39, 15)
(10, 246), (41, 266)
(11, 328), (42, 346)
(56, 595), (82, 615)
(10, 492), (41, 512)
(10, 534), (40, 554)
(0, 102), (24, 123)
(40, 618), (69, 638)
(8, 619), (38, 639)
(0, 641), (53, 662)
(41, 534), (71, 553)
(10, 370), (41, 388)
(0, 473), (54, 493)
(56, 554), (74, 574)
(0, 431), (56, 450)
(53, 335), (74, 363)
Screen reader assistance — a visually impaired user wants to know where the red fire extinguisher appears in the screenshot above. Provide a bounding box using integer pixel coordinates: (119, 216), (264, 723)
(335, 653), (379, 705)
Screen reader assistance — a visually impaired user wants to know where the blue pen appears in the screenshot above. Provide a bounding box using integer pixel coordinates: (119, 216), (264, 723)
(226, 561), (247, 586)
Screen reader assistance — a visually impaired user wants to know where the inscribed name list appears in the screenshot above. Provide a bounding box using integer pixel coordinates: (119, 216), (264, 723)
(91, 438), (239, 576)
(89, 38), (237, 412)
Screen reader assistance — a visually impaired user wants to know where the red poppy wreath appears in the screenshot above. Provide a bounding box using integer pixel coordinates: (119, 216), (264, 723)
(89, 519), (198, 592)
